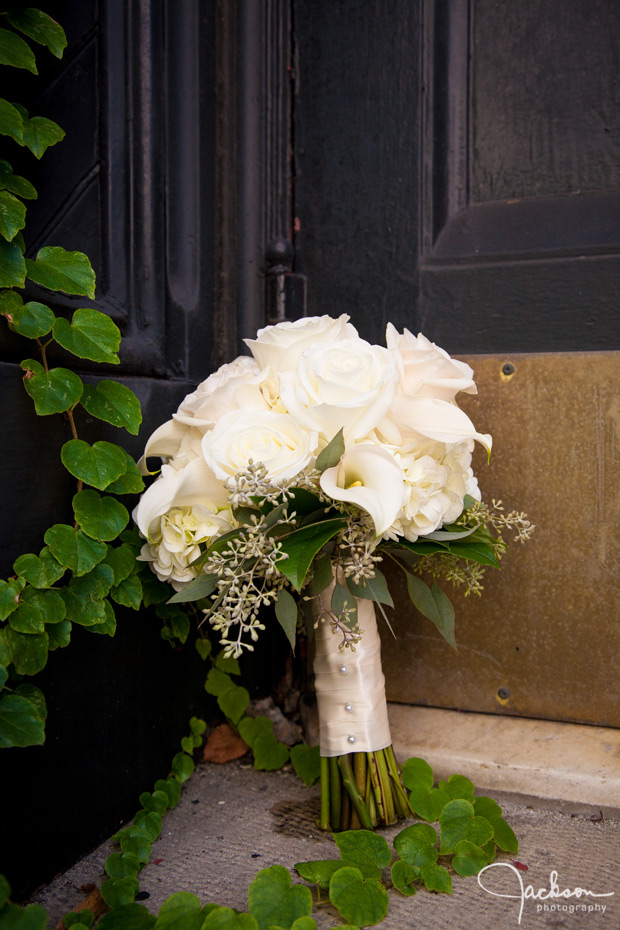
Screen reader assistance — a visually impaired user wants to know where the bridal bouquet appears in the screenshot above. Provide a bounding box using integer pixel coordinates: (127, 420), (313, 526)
(134, 315), (532, 831)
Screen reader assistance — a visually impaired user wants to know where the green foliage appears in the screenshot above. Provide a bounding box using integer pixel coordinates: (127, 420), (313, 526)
(289, 744), (320, 787)
(247, 865), (312, 930)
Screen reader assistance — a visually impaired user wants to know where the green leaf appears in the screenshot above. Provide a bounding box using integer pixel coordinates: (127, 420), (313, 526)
(25, 246), (95, 297)
(405, 575), (456, 650)
(202, 908), (258, 930)
(62, 588), (108, 628)
(105, 851), (141, 881)
(103, 544), (136, 584)
(73, 489), (129, 541)
(155, 776), (181, 809)
(215, 651), (240, 675)
(0, 665), (7, 690)
(315, 428), (345, 472)
(447, 540), (499, 568)
(473, 796), (518, 853)
(276, 519), (345, 591)
(0, 683), (46, 747)
(331, 583), (357, 628)
(401, 756), (433, 792)
(346, 568), (393, 607)
(442, 773), (475, 801)
(180, 736), (194, 754)
(111, 574), (143, 610)
(218, 685), (250, 725)
(81, 380), (142, 435)
(293, 860), (343, 890)
(334, 831), (391, 879)
(0, 189), (26, 241)
(47, 619), (71, 650)
(274, 589), (298, 652)
(328, 867), (388, 927)
(0, 235), (25, 286)
(20, 113), (65, 157)
(438, 799), (494, 855)
(451, 840), (490, 877)
(289, 743), (320, 787)
(6, 299), (55, 338)
(119, 830), (152, 864)
(168, 573), (218, 604)
(0, 98), (24, 144)
(0, 160), (36, 198)
(153, 892), (207, 930)
(139, 790), (169, 816)
(9, 587), (64, 632)
(390, 860), (418, 896)
(21, 359), (83, 415)
(0, 902), (49, 929)
(307, 554), (333, 596)
(0, 27), (37, 72)
(86, 598), (116, 636)
(62, 439), (127, 490)
(53, 309), (120, 364)
(133, 809), (163, 842)
(393, 823), (438, 870)
(4, 627), (48, 675)
(97, 903), (156, 930)
(6, 8), (67, 57)
(0, 577), (25, 620)
(64, 911), (95, 929)
(252, 732), (289, 771)
(45, 524), (106, 575)
(248, 864), (313, 930)
(195, 638), (212, 661)
(204, 668), (234, 697)
(171, 751), (194, 783)
(238, 716), (273, 748)
(100, 877), (139, 908)
(420, 862), (452, 894)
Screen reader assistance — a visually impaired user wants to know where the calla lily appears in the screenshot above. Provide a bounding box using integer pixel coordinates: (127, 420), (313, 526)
(388, 394), (492, 454)
(133, 457), (229, 540)
(137, 418), (189, 474)
(320, 444), (405, 536)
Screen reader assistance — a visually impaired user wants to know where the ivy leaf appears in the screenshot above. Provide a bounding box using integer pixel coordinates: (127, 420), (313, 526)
(0, 27), (37, 73)
(81, 380), (142, 434)
(238, 716), (273, 748)
(289, 744), (320, 787)
(25, 246), (95, 297)
(155, 777), (181, 809)
(6, 299), (55, 338)
(0, 235), (25, 285)
(473, 796), (518, 853)
(153, 892), (209, 930)
(405, 575), (456, 650)
(4, 627), (48, 675)
(133, 810), (162, 842)
(420, 862), (452, 894)
(438, 799), (495, 855)
(111, 574), (143, 611)
(102, 544), (136, 584)
(315, 428), (345, 473)
(119, 831), (151, 865)
(0, 98), (24, 144)
(451, 840), (490, 877)
(390, 859), (418, 897)
(73, 489), (129, 541)
(441, 773), (475, 801)
(215, 651), (240, 675)
(202, 908), (258, 930)
(0, 683), (47, 747)
(10, 587), (65, 632)
(204, 668), (234, 697)
(139, 790), (169, 816)
(45, 524), (107, 576)
(0, 159), (36, 198)
(274, 589), (298, 652)
(20, 113), (65, 158)
(393, 823), (438, 871)
(21, 358), (83, 415)
(0, 577), (25, 620)
(47, 619), (71, 650)
(61, 439), (127, 490)
(53, 309), (120, 364)
(97, 903), (156, 929)
(252, 732), (289, 771)
(248, 864), (313, 930)
(6, 8), (67, 58)
(106, 454), (145, 495)
(334, 831), (391, 880)
(0, 189), (26, 241)
(328, 866), (388, 927)
(401, 756), (433, 792)
(195, 639), (212, 661)
(293, 860), (343, 890)
(218, 685), (250, 725)
(100, 877), (139, 908)
(276, 519), (345, 591)
(171, 751), (195, 783)
(346, 568), (393, 607)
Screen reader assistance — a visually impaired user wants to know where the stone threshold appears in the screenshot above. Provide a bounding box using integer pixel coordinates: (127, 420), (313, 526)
(388, 704), (620, 812)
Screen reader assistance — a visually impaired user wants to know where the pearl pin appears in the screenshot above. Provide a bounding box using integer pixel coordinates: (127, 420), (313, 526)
(339, 665), (348, 674)
(347, 735), (356, 744)
(344, 703), (353, 713)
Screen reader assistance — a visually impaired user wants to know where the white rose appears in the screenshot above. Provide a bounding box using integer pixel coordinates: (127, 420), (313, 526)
(386, 324), (478, 401)
(244, 314), (358, 372)
(279, 337), (399, 441)
(173, 355), (269, 428)
(202, 409), (319, 482)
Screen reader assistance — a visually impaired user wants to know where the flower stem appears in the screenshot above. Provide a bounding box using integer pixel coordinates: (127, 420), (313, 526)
(385, 745), (414, 818)
(338, 754), (373, 830)
(329, 756), (341, 829)
(320, 756), (331, 831)
(376, 748), (397, 824)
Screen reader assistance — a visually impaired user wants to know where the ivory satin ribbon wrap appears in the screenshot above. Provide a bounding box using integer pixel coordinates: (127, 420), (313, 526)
(313, 578), (392, 757)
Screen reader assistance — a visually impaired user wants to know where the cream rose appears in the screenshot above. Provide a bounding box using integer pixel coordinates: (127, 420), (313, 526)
(244, 314), (358, 372)
(201, 409), (319, 482)
(279, 337), (399, 441)
(173, 355), (269, 429)
(386, 324), (477, 401)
